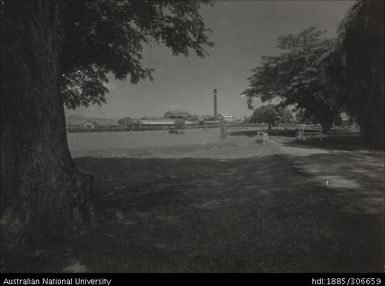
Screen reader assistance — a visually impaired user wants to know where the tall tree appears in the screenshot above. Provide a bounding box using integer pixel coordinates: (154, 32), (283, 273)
(295, 108), (320, 125)
(1, 0), (213, 250)
(249, 104), (293, 130)
(337, 0), (384, 148)
(118, 116), (133, 126)
(243, 28), (341, 133)
(276, 105), (295, 128)
(174, 118), (186, 131)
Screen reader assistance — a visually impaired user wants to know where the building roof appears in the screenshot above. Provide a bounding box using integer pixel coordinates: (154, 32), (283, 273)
(140, 116), (171, 120)
(164, 111), (192, 117)
(200, 115), (217, 121)
(140, 117), (175, 125)
(91, 118), (121, 127)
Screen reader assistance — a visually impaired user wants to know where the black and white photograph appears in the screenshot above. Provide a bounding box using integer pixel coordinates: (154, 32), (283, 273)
(1, 0), (384, 277)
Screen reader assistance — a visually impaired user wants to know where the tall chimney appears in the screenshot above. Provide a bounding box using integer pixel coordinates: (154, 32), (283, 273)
(213, 88), (218, 117)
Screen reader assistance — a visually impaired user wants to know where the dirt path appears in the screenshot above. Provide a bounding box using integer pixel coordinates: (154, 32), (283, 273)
(272, 137), (384, 216)
(6, 136), (383, 272)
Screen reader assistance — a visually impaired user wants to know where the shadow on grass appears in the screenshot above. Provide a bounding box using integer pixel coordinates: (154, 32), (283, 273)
(229, 130), (258, 137)
(2, 153), (383, 273)
(284, 136), (384, 152)
(229, 129), (296, 138)
(278, 153), (384, 215)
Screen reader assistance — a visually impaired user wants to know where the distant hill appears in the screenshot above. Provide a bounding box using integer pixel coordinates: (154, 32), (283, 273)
(66, 115), (86, 125)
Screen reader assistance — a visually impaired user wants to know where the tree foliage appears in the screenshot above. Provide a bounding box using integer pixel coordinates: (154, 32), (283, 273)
(295, 108), (320, 125)
(249, 104), (293, 129)
(174, 118), (185, 130)
(117, 116), (133, 126)
(59, 0), (214, 109)
(243, 27), (341, 132)
(336, 0), (384, 147)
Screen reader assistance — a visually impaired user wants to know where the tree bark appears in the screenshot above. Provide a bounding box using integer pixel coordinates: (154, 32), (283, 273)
(360, 120), (384, 149)
(301, 103), (336, 135)
(320, 118), (333, 134)
(1, 1), (93, 251)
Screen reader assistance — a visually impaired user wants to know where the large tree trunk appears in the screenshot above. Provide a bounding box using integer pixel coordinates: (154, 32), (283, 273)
(356, 79), (384, 149)
(1, 1), (92, 252)
(313, 108), (335, 135)
(362, 74), (384, 149)
(320, 118), (333, 134)
(360, 120), (384, 149)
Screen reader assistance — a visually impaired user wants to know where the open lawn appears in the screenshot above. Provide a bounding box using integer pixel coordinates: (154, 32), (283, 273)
(68, 129), (226, 151)
(4, 130), (384, 272)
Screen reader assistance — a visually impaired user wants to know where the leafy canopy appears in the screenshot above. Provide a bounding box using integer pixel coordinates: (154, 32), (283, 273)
(60, 0), (214, 109)
(174, 118), (185, 130)
(335, 0), (384, 145)
(243, 27), (340, 131)
(249, 104), (293, 127)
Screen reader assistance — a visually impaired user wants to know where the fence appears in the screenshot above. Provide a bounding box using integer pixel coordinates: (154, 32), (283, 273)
(296, 126), (360, 141)
(67, 122), (265, 133)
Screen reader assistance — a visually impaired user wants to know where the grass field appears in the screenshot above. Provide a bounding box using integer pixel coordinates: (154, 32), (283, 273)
(4, 129), (384, 272)
(68, 129), (225, 151)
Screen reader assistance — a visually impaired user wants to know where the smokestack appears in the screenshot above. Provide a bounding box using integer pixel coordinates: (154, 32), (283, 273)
(213, 88), (218, 117)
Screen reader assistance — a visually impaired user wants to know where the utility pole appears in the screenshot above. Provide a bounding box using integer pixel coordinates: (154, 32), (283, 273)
(213, 88), (218, 118)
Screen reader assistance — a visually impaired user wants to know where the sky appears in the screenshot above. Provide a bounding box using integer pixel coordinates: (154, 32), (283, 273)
(66, 0), (354, 120)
